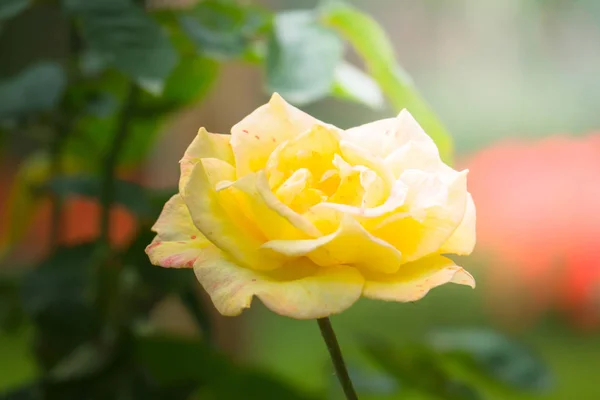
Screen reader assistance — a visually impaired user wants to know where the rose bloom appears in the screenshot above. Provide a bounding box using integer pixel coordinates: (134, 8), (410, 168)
(467, 135), (600, 327)
(146, 94), (476, 319)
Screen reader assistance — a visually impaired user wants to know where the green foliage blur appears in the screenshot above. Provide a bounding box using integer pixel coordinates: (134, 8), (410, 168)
(0, 1), (552, 399)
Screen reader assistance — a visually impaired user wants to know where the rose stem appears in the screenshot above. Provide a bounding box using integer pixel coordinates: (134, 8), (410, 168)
(317, 317), (359, 400)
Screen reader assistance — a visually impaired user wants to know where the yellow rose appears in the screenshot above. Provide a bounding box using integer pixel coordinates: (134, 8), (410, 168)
(146, 94), (476, 319)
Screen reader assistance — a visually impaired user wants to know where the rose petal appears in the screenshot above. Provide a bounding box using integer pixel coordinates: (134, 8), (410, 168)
(440, 193), (476, 256)
(367, 170), (468, 262)
(180, 128), (234, 192)
(194, 248), (365, 319)
(266, 124), (342, 189)
(145, 194), (212, 268)
(342, 109), (439, 159)
(385, 139), (449, 179)
(224, 171), (321, 239)
(363, 255), (475, 302)
(183, 158), (279, 270)
(230, 93), (324, 177)
(262, 214), (403, 274)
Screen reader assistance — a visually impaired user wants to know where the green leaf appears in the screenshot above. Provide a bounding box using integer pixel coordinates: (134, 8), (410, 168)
(136, 56), (219, 116)
(0, 275), (25, 333)
(0, 329), (39, 394)
(64, 0), (178, 84)
(44, 175), (154, 219)
(321, 2), (453, 162)
(137, 335), (317, 400)
(266, 10), (343, 105)
(20, 244), (99, 369)
(179, 0), (271, 60)
(0, 62), (66, 120)
(0, 384), (42, 400)
(66, 58), (218, 168)
(0, 0), (29, 21)
(331, 62), (384, 110)
(429, 329), (553, 393)
(363, 339), (481, 400)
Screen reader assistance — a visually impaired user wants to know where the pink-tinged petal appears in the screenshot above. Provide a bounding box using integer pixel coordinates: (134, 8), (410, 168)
(194, 248), (365, 319)
(230, 93), (326, 177)
(180, 128), (234, 192)
(145, 194), (212, 268)
(363, 255), (475, 302)
(440, 193), (476, 256)
(183, 158), (279, 270)
(262, 214), (403, 274)
(342, 109), (439, 159)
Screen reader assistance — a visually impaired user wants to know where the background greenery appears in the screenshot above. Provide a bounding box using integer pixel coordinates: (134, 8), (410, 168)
(1, 0), (599, 399)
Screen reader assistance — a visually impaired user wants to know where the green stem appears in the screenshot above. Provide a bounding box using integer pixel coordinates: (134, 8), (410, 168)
(317, 317), (359, 400)
(96, 83), (138, 322)
(99, 84), (137, 247)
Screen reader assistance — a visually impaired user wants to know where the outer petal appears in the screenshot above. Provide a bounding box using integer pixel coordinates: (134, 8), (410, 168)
(183, 158), (279, 270)
(180, 128), (234, 192)
(440, 193), (476, 255)
(194, 248), (365, 319)
(230, 93), (324, 177)
(363, 255), (475, 302)
(342, 109), (439, 159)
(145, 194), (212, 268)
(262, 215), (403, 274)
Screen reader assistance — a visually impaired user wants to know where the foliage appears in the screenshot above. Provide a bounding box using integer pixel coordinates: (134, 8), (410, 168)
(0, 1), (549, 399)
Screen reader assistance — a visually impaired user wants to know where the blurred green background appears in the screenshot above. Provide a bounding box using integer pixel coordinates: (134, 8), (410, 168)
(1, 0), (600, 399)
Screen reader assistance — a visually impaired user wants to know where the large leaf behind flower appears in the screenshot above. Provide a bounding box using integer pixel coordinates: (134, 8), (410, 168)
(321, 2), (453, 163)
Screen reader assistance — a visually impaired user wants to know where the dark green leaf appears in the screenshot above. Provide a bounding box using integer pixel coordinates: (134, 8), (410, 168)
(0, 330), (39, 395)
(179, 1), (271, 60)
(44, 175), (154, 219)
(363, 339), (482, 400)
(0, 62), (66, 120)
(0, 275), (25, 333)
(84, 92), (118, 118)
(137, 335), (317, 400)
(0, 0), (29, 21)
(66, 58), (217, 168)
(331, 62), (384, 110)
(321, 2), (454, 163)
(0, 384), (41, 400)
(429, 329), (553, 392)
(328, 365), (397, 400)
(64, 0), (178, 84)
(136, 56), (219, 116)
(266, 10), (343, 105)
(20, 244), (99, 369)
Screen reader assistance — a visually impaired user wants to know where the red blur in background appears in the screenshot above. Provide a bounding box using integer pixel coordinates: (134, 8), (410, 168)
(466, 134), (600, 328)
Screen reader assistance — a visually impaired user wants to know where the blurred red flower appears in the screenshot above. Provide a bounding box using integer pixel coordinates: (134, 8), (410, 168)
(466, 135), (600, 328)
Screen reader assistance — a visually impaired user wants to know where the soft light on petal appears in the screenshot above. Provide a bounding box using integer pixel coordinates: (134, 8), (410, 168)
(227, 171), (321, 239)
(194, 248), (365, 319)
(342, 109), (438, 159)
(367, 170), (468, 262)
(230, 93), (323, 177)
(363, 255), (475, 302)
(440, 193), (476, 255)
(179, 128), (234, 192)
(145, 194), (212, 268)
(183, 158), (279, 270)
(262, 214), (403, 274)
